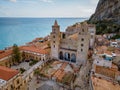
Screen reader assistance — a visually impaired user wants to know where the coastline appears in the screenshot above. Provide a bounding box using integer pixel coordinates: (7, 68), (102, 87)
(0, 18), (87, 50)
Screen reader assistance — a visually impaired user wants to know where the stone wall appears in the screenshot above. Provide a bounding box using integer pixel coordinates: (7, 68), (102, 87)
(60, 39), (77, 50)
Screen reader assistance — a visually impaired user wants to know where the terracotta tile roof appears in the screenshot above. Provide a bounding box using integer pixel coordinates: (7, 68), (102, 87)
(0, 50), (12, 59)
(61, 62), (68, 70)
(0, 50), (4, 53)
(95, 65), (119, 79)
(0, 66), (19, 81)
(91, 76), (120, 90)
(20, 46), (48, 54)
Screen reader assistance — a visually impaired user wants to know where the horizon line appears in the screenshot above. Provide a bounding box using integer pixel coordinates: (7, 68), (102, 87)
(0, 16), (89, 19)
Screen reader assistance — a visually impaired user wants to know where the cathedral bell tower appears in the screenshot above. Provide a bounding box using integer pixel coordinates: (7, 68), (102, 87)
(76, 23), (90, 66)
(50, 20), (60, 59)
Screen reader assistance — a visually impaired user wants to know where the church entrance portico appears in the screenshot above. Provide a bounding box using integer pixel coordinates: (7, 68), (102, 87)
(59, 51), (63, 60)
(71, 53), (76, 63)
(64, 52), (70, 61)
(59, 50), (76, 63)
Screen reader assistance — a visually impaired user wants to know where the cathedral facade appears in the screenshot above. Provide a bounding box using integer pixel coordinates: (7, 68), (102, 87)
(50, 20), (96, 66)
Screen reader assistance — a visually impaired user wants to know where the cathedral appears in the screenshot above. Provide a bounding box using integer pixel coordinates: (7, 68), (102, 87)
(50, 20), (96, 66)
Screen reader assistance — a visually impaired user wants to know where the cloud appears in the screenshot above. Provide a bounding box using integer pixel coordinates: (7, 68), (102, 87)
(76, 5), (96, 17)
(90, 0), (99, 5)
(40, 0), (53, 3)
(9, 0), (16, 3)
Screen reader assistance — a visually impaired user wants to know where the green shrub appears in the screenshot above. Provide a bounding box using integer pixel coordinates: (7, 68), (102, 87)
(29, 60), (38, 66)
(20, 68), (26, 74)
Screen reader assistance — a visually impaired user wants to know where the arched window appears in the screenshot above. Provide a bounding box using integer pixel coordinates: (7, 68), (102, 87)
(53, 35), (55, 38)
(62, 33), (66, 39)
(59, 51), (63, 60)
(82, 29), (84, 32)
(81, 49), (83, 52)
(71, 53), (76, 63)
(64, 52), (70, 61)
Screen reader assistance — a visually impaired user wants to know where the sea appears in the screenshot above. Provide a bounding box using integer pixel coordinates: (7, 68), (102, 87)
(0, 18), (87, 50)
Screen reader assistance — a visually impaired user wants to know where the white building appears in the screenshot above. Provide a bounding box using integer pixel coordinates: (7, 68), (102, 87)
(110, 41), (118, 47)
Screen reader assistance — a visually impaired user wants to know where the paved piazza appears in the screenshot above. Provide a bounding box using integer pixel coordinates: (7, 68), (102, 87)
(11, 61), (31, 70)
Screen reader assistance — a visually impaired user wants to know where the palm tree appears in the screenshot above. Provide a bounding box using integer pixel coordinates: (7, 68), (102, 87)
(12, 44), (21, 64)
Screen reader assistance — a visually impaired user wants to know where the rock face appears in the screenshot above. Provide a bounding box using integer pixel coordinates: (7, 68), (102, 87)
(90, 0), (120, 24)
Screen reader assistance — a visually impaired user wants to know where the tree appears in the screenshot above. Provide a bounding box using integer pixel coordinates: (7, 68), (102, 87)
(12, 44), (21, 64)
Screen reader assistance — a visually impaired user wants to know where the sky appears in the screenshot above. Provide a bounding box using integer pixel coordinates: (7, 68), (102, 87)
(0, 0), (99, 17)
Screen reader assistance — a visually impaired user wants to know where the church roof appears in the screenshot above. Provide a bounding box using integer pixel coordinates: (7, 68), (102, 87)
(54, 20), (59, 26)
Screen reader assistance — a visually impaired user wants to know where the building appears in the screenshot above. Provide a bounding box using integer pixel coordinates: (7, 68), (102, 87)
(0, 50), (13, 67)
(0, 46), (50, 67)
(93, 57), (112, 68)
(90, 76), (120, 90)
(50, 20), (96, 66)
(110, 41), (118, 48)
(0, 66), (24, 90)
(90, 55), (120, 90)
(20, 46), (50, 61)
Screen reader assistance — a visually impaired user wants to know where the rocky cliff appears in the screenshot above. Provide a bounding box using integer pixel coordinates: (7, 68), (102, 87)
(90, 0), (120, 24)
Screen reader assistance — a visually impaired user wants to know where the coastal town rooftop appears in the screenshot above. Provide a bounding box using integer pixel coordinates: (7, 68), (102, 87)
(91, 76), (120, 90)
(0, 50), (12, 60)
(0, 66), (19, 81)
(0, 66), (19, 87)
(20, 46), (49, 55)
(93, 63), (120, 79)
(0, 45), (49, 60)
(95, 45), (120, 56)
(39, 60), (76, 85)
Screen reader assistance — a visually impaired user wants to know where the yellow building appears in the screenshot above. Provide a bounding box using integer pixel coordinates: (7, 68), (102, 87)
(0, 50), (13, 67)
(20, 46), (50, 61)
(0, 66), (24, 90)
(0, 46), (50, 67)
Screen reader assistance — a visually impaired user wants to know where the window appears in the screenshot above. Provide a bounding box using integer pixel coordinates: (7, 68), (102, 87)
(79, 32), (81, 35)
(54, 45), (55, 48)
(53, 36), (55, 38)
(82, 29), (84, 32)
(11, 85), (13, 89)
(63, 33), (65, 39)
(91, 35), (94, 38)
(53, 41), (55, 43)
(39, 58), (41, 60)
(81, 49), (83, 52)
(36, 57), (38, 60)
(17, 79), (19, 84)
(24, 80), (26, 83)
(81, 44), (84, 47)
(81, 38), (84, 41)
